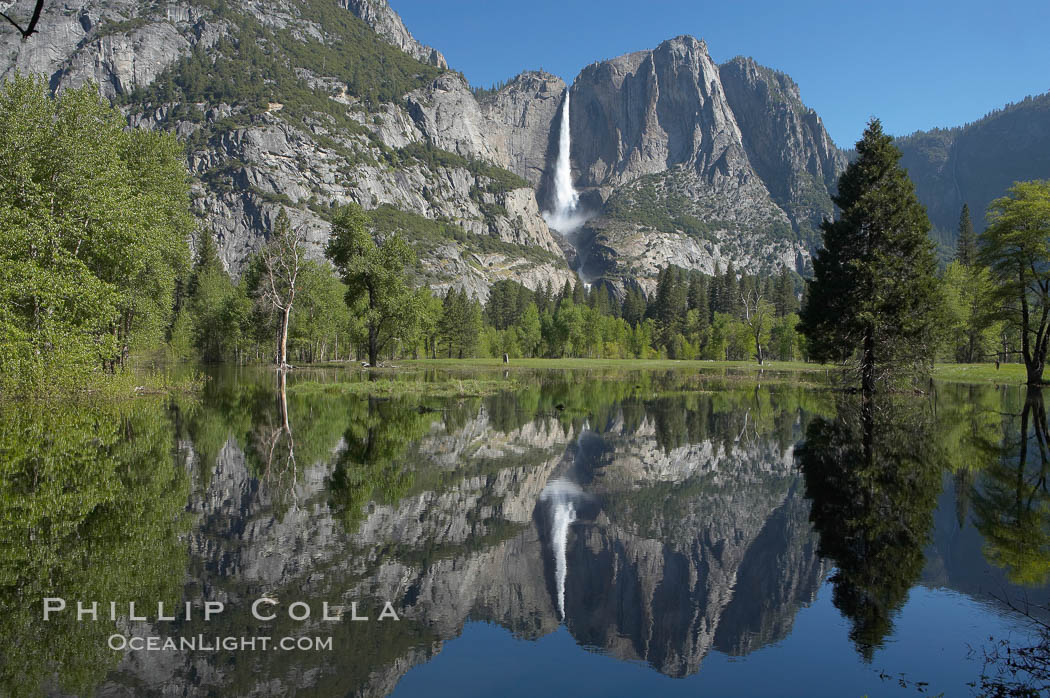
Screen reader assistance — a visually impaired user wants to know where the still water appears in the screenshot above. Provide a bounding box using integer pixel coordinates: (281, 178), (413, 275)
(2, 367), (1049, 697)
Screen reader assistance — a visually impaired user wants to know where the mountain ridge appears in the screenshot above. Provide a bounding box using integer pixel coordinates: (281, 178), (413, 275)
(2, 0), (1048, 295)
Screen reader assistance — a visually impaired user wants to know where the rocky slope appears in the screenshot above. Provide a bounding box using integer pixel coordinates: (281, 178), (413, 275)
(0, 0), (574, 300)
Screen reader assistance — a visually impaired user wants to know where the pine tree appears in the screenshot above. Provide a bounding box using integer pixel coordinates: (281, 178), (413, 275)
(572, 281), (586, 305)
(622, 287), (647, 327)
(558, 280), (573, 309)
(775, 267), (797, 318)
(536, 280), (553, 314)
(799, 118), (939, 394)
(956, 203), (978, 267)
(687, 275), (705, 312)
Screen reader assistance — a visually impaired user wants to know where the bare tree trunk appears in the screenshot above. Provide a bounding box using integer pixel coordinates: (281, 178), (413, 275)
(279, 305), (291, 368)
(368, 323), (379, 366)
(862, 324), (876, 396)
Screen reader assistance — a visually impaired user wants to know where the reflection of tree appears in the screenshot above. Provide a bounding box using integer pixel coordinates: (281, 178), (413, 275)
(0, 400), (189, 696)
(973, 388), (1050, 586)
(249, 370), (299, 517)
(931, 383), (1008, 527)
(797, 396), (942, 660)
(327, 398), (439, 533)
(180, 369), (348, 520)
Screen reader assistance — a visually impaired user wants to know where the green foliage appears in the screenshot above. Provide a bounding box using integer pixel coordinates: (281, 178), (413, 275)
(980, 180), (1050, 384)
(800, 118), (940, 392)
(439, 288), (482, 358)
(289, 260), (353, 362)
(940, 260), (1001, 363)
(956, 203), (978, 266)
(326, 203), (419, 365)
(469, 78), (509, 101)
(0, 74), (192, 395)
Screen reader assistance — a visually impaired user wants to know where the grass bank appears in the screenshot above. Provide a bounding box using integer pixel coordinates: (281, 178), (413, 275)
(283, 358), (1030, 399)
(287, 375), (519, 399)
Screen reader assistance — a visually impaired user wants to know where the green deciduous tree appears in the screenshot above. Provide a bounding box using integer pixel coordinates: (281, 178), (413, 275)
(980, 181), (1050, 385)
(0, 74), (192, 392)
(325, 203), (417, 366)
(518, 302), (542, 358)
(940, 259), (1000, 363)
(289, 261), (350, 362)
(325, 202), (415, 361)
(799, 118), (940, 394)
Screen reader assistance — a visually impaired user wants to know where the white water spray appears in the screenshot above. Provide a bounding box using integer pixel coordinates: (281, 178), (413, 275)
(543, 91), (589, 235)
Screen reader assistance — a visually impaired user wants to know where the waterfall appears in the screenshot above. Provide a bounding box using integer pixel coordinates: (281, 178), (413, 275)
(543, 91), (587, 235)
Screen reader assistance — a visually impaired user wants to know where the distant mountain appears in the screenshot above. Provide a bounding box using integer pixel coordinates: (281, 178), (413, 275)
(895, 93), (1050, 253)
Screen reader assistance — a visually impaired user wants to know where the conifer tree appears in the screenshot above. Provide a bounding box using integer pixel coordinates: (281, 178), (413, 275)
(956, 203), (978, 267)
(799, 118), (939, 394)
(775, 267), (797, 318)
(687, 275), (705, 312)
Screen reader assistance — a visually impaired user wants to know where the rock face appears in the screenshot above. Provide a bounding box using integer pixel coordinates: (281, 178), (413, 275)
(478, 70), (566, 189)
(405, 72), (514, 168)
(0, 0), (223, 98)
(719, 56), (847, 239)
(571, 37), (749, 190)
(559, 37), (825, 292)
(340, 0), (446, 68)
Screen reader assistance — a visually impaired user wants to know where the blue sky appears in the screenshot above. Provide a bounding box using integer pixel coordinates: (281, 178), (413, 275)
(390, 0), (1050, 147)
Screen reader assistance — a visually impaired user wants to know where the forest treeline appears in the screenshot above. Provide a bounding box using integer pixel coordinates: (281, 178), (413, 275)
(0, 76), (1046, 395)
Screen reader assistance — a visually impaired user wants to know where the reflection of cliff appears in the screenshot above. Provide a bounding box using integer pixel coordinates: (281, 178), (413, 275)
(98, 393), (828, 695)
(714, 484), (828, 655)
(555, 416), (826, 678)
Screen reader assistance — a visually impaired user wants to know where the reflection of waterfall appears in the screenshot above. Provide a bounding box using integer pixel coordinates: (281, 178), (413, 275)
(540, 477), (584, 621)
(552, 497), (576, 619)
(543, 91), (591, 239)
